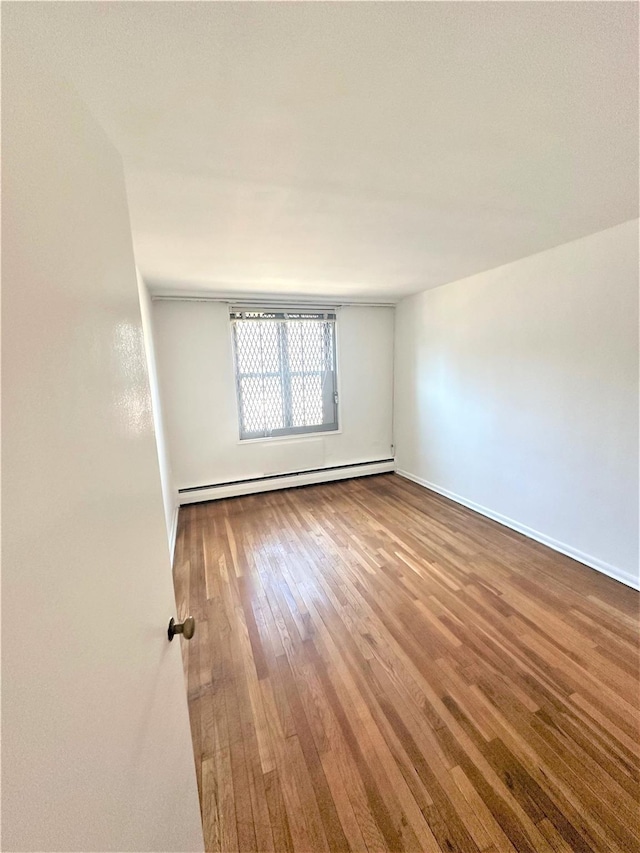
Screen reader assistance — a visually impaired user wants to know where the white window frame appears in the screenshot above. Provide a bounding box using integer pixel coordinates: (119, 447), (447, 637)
(230, 307), (340, 441)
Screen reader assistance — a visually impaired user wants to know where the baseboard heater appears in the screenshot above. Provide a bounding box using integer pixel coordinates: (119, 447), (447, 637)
(178, 458), (395, 504)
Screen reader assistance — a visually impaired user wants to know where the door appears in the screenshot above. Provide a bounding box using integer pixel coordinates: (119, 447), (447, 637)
(1, 41), (204, 853)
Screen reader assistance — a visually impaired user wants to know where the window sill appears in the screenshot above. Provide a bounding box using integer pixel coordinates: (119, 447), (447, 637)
(237, 428), (342, 446)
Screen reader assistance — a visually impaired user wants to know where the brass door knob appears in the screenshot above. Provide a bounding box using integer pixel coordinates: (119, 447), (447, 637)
(168, 616), (195, 642)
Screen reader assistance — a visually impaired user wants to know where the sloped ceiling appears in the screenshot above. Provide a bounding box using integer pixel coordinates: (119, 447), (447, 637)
(4, 1), (638, 300)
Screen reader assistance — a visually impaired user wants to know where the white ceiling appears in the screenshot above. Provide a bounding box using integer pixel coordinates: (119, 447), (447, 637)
(5, 2), (638, 301)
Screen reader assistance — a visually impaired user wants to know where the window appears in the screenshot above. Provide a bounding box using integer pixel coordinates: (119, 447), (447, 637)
(231, 308), (339, 440)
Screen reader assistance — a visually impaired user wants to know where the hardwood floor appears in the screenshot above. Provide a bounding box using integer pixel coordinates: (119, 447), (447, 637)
(173, 473), (640, 853)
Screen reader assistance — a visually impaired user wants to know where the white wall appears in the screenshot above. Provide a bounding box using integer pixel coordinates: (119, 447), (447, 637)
(153, 302), (394, 491)
(138, 273), (179, 552)
(2, 32), (203, 852)
(394, 220), (639, 588)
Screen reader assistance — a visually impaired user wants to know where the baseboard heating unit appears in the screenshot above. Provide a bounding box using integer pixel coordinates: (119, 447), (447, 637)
(178, 458), (395, 504)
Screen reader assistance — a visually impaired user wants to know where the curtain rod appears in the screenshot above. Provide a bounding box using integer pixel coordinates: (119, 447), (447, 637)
(151, 295), (397, 308)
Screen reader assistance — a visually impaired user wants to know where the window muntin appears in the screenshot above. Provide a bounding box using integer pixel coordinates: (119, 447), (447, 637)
(231, 309), (338, 440)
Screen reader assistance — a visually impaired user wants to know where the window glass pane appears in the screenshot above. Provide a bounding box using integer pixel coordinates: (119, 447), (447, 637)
(262, 375), (285, 432)
(235, 320), (282, 374)
(238, 376), (264, 435)
(235, 322), (261, 373)
(302, 323), (324, 372)
(290, 373), (323, 427)
(238, 375), (284, 435)
(287, 322), (303, 372)
(259, 322), (281, 373)
(323, 322), (335, 371)
(290, 375), (305, 427)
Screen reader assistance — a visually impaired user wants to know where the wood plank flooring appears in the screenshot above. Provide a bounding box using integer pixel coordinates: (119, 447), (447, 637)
(173, 473), (640, 853)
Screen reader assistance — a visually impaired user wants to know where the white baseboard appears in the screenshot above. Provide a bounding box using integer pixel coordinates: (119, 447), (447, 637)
(179, 460), (395, 504)
(396, 469), (640, 591)
(169, 504), (179, 565)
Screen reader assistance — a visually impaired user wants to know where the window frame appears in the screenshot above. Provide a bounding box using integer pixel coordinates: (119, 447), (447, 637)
(230, 307), (340, 442)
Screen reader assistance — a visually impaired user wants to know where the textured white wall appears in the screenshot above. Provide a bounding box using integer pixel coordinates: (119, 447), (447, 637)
(153, 302), (395, 489)
(394, 220), (639, 588)
(138, 274), (179, 551)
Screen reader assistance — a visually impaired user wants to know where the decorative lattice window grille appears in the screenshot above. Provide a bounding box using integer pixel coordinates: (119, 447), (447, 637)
(231, 308), (339, 440)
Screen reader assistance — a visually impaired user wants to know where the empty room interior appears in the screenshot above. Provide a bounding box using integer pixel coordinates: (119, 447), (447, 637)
(2, 2), (639, 852)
